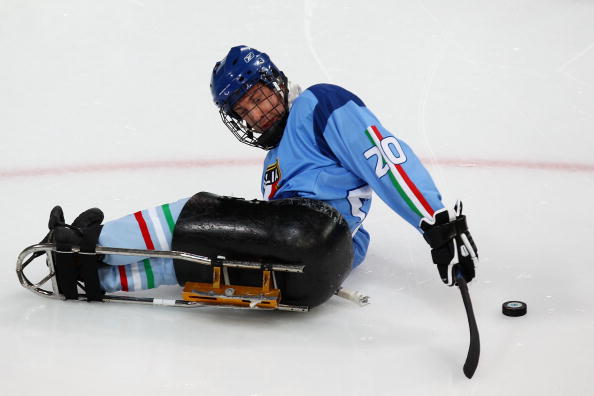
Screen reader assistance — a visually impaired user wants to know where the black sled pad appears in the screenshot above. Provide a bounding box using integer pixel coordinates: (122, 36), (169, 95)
(172, 192), (353, 308)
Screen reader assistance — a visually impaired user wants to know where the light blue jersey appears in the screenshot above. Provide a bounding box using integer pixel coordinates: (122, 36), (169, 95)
(261, 84), (444, 267)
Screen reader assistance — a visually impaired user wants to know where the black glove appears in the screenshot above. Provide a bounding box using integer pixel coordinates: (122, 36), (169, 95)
(420, 201), (478, 286)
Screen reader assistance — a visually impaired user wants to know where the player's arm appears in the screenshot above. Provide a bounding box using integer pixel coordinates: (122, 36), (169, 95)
(322, 101), (442, 228)
(321, 90), (478, 284)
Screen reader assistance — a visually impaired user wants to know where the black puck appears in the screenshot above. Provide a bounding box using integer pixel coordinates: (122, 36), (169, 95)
(502, 301), (527, 317)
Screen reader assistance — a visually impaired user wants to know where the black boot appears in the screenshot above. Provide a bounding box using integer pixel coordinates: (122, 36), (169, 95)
(48, 206), (105, 301)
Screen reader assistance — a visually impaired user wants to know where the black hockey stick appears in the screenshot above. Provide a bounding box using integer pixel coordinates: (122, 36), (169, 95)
(456, 274), (480, 378)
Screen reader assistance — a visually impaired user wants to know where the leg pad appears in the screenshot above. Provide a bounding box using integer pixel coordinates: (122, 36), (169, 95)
(172, 192), (353, 308)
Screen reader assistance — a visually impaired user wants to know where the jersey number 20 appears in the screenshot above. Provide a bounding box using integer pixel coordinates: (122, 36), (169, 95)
(364, 136), (407, 177)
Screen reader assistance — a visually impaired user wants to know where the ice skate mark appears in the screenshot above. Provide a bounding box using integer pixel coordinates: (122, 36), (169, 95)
(558, 42), (594, 72)
(418, 39), (449, 188)
(417, 0), (473, 188)
(562, 72), (594, 88)
(304, 0), (332, 82)
(417, 0), (440, 24)
(558, 42), (594, 86)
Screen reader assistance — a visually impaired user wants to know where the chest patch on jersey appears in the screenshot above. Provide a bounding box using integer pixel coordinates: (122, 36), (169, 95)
(264, 159), (282, 200)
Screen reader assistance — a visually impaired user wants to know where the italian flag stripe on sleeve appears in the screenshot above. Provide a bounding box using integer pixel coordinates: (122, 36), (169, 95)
(365, 125), (435, 219)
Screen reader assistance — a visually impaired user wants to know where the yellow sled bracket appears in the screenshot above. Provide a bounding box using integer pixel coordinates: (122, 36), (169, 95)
(182, 267), (281, 309)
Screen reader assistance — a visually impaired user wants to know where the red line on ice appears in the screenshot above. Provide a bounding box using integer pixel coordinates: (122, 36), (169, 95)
(426, 157), (594, 173)
(1, 157), (594, 180)
(0, 159), (262, 179)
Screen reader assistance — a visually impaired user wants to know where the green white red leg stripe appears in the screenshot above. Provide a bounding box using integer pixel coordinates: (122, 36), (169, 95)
(365, 125), (435, 219)
(117, 210), (158, 291)
(115, 204), (174, 292)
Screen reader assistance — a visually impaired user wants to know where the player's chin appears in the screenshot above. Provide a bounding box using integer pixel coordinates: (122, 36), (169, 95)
(256, 119), (276, 132)
(257, 110), (284, 131)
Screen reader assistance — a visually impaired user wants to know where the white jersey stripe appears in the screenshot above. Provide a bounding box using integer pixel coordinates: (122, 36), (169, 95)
(148, 206), (169, 250)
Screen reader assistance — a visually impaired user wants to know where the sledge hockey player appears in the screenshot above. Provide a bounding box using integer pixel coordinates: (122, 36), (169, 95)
(43, 45), (478, 309)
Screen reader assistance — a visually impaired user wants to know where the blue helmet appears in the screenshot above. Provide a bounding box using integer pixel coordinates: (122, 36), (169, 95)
(210, 45), (289, 150)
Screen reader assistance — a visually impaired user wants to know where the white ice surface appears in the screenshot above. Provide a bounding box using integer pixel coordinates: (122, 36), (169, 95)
(1, 1), (593, 395)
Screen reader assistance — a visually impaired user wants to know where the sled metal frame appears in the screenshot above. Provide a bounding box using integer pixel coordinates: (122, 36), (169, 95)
(16, 243), (309, 312)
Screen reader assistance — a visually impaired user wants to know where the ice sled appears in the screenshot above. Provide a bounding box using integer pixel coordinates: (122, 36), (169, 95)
(16, 243), (368, 312)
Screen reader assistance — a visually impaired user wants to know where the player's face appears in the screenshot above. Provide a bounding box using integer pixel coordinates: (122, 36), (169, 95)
(233, 83), (285, 133)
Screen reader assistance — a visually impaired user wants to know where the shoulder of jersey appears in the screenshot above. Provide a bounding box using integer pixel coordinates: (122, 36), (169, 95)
(305, 83), (352, 97)
(289, 84), (362, 112)
(305, 84), (365, 107)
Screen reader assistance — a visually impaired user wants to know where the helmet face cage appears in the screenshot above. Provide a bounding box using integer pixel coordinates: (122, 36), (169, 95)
(219, 72), (289, 150)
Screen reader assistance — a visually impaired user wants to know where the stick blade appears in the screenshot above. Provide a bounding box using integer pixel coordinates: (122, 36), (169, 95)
(458, 276), (480, 379)
(463, 336), (480, 378)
